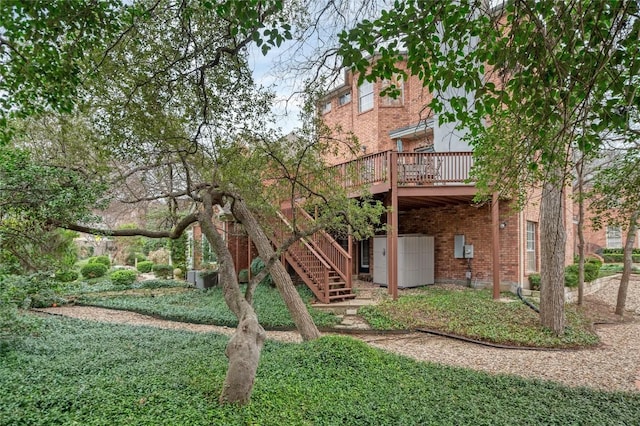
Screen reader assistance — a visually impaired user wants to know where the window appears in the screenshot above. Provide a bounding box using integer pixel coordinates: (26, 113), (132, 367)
(358, 80), (374, 112)
(606, 226), (622, 248)
(380, 74), (404, 106)
(338, 91), (351, 106)
(201, 236), (216, 264)
(360, 239), (370, 273)
(186, 229), (194, 269)
(321, 101), (332, 114)
(526, 221), (537, 272)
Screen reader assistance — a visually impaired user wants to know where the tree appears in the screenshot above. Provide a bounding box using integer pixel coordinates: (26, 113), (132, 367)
(338, 0), (640, 334)
(1, 0), (384, 404)
(590, 142), (640, 317)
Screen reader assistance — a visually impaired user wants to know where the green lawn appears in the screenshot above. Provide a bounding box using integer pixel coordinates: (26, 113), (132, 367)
(359, 287), (599, 348)
(1, 316), (638, 425)
(75, 282), (341, 329)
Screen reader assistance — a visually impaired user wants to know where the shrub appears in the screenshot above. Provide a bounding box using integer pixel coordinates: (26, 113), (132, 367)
(148, 248), (170, 265)
(0, 273), (65, 311)
(125, 252), (147, 266)
(602, 253), (640, 263)
(88, 256), (111, 267)
(528, 274), (540, 291)
(564, 266), (579, 288)
(110, 270), (138, 287)
(81, 263), (108, 279)
(54, 270), (79, 283)
(564, 259), (601, 288)
(152, 264), (173, 279)
(238, 268), (249, 283)
(602, 248), (640, 255)
(584, 261), (601, 282)
(250, 257), (275, 287)
(136, 261), (154, 273)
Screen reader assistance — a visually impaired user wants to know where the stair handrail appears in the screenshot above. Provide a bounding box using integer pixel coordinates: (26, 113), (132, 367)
(287, 203), (352, 289)
(275, 211), (332, 266)
(274, 211), (333, 302)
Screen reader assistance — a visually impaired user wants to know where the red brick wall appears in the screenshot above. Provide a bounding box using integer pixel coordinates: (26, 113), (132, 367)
(577, 199), (640, 252)
(321, 63), (435, 165)
(393, 200), (520, 286)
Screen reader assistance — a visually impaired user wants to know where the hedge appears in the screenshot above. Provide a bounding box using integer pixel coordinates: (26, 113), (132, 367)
(602, 253), (640, 263)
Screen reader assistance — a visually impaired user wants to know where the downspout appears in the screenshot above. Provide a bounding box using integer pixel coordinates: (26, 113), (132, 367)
(492, 192), (501, 299)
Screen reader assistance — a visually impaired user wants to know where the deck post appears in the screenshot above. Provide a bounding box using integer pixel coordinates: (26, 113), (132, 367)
(492, 192), (501, 299)
(347, 231), (353, 289)
(388, 151), (399, 300)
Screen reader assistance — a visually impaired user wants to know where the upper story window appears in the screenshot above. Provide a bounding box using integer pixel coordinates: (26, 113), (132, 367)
(321, 101), (332, 114)
(606, 226), (622, 248)
(358, 80), (374, 113)
(381, 74), (404, 107)
(338, 91), (351, 106)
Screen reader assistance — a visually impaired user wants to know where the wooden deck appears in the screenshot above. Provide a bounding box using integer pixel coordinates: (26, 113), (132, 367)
(332, 151), (474, 192)
(332, 150), (476, 208)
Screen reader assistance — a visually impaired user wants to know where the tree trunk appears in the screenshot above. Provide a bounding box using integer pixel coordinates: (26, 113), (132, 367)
(198, 193), (265, 405)
(232, 196), (321, 341)
(576, 158), (585, 306)
(616, 211), (639, 316)
(219, 308), (265, 405)
(539, 180), (566, 335)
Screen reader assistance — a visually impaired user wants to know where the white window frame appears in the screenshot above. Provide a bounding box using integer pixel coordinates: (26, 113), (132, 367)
(321, 101), (332, 114)
(338, 91), (351, 106)
(358, 80), (374, 112)
(606, 226), (623, 248)
(526, 221), (537, 272)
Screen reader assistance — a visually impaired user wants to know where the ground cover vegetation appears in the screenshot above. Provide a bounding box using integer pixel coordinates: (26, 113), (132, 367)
(75, 283), (340, 329)
(1, 316), (639, 425)
(359, 287), (599, 348)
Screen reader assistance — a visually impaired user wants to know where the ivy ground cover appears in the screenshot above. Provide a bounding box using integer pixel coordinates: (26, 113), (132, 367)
(1, 316), (639, 425)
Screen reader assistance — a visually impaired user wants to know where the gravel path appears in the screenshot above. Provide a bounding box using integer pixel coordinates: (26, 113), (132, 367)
(36, 277), (640, 393)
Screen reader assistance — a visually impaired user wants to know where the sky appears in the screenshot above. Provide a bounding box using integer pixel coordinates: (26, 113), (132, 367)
(249, 42), (306, 135)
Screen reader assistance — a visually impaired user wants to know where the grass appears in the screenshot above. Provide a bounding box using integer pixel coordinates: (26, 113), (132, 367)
(359, 287), (599, 348)
(75, 282), (341, 329)
(1, 316), (638, 425)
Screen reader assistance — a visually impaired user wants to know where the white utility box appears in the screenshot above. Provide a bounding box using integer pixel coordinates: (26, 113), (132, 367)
(373, 234), (435, 288)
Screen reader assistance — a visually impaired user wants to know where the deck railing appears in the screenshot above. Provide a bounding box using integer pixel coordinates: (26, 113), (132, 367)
(332, 151), (389, 188)
(332, 150), (474, 189)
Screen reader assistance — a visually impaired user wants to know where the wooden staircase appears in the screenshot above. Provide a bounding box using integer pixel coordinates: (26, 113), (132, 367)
(271, 204), (355, 304)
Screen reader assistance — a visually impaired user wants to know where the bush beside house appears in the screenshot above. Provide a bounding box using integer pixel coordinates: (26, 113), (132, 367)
(529, 257), (602, 289)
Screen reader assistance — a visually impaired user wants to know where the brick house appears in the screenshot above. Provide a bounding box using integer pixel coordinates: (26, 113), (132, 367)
(187, 62), (583, 301)
(574, 198), (640, 255)
(319, 64), (577, 296)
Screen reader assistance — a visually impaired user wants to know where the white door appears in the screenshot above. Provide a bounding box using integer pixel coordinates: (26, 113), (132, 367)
(373, 236), (387, 285)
